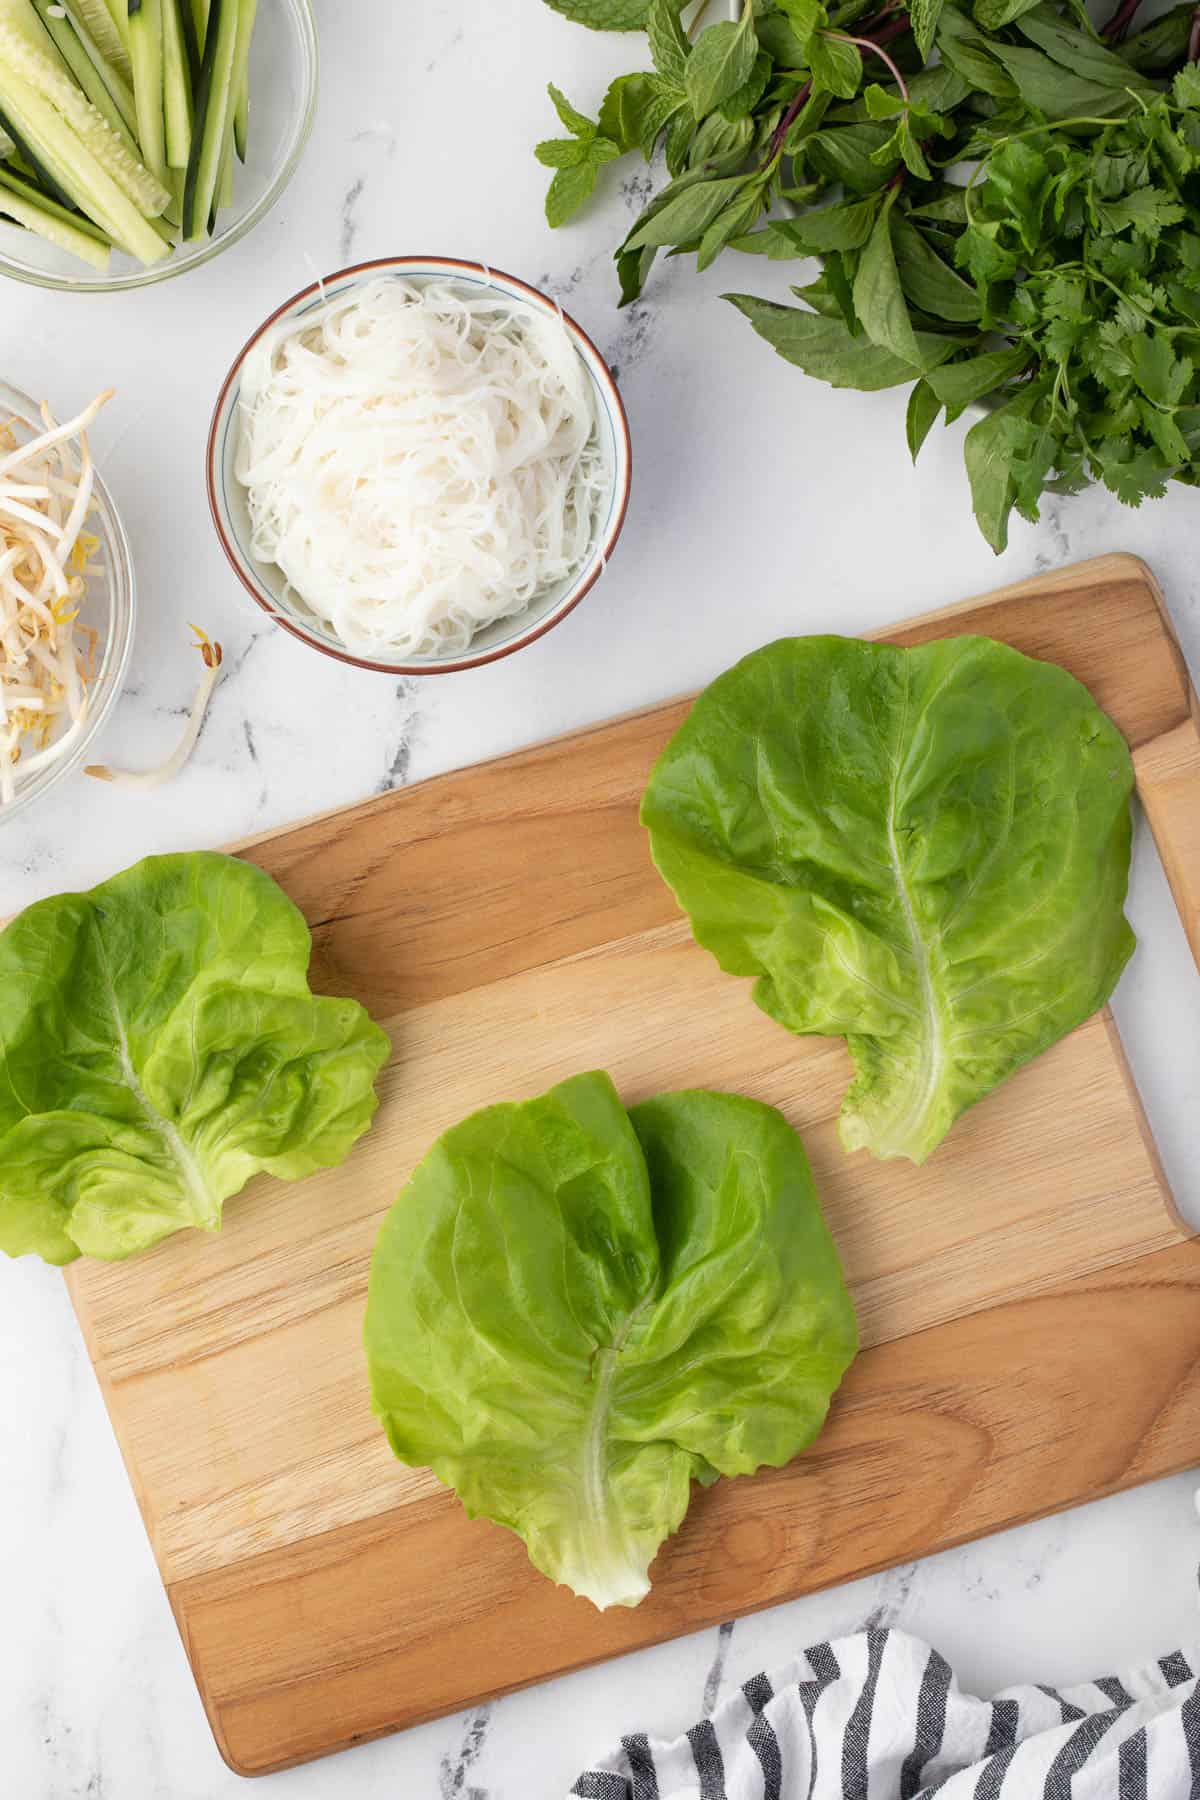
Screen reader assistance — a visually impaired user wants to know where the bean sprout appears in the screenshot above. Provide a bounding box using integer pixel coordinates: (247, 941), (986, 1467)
(86, 627), (223, 789)
(0, 389), (112, 807)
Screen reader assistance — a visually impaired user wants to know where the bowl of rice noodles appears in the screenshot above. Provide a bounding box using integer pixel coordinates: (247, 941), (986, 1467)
(207, 257), (632, 674)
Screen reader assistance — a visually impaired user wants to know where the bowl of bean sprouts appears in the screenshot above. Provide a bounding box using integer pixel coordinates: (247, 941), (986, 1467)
(0, 381), (135, 818)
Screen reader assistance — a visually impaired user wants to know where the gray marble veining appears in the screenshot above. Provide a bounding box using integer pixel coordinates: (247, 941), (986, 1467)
(0, 0), (1198, 1793)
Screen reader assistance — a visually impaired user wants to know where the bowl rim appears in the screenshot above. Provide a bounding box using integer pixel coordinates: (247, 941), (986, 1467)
(205, 255), (634, 676)
(0, 0), (319, 293)
(0, 381), (137, 821)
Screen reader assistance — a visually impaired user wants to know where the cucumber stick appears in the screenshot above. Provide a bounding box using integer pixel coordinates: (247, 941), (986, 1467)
(0, 60), (167, 257)
(126, 0), (165, 184)
(181, 0), (235, 238)
(230, 0), (251, 158)
(176, 0), (198, 81)
(64, 1), (137, 126)
(0, 159), (112, 241)
(213, 103), (231, 217)
(0, 0), (257, 265)
(187, 0), (207, 50)
(72, 0), (131, 82)
(0, 2), (168, 213)
(29, 0), (136, 150)
(0, 93), (75, 206)
(100, 0), (130, 53)
(0, 174), (111, 265)
(164, 158), (182, 220)
(159, 0), (190, 167)
(232, 63), (245, 155)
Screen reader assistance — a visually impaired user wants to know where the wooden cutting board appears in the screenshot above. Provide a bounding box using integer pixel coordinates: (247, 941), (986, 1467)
(65, 553), (1200, 1777)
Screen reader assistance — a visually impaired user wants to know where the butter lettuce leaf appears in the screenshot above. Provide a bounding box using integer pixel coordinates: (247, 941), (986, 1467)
(0, 852), (391, 1264)
(365, 1071), (856, 1609)
(641, 636), (1134, 1163)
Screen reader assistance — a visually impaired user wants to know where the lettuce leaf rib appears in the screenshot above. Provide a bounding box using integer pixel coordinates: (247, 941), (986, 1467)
(0, 852), (391, 1264)
(642, 635), (1135, 1163)
(365, 1073), (856, 1609)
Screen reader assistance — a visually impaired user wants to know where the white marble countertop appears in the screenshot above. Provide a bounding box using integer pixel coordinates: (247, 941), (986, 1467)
(1, 2), (1199, 1793)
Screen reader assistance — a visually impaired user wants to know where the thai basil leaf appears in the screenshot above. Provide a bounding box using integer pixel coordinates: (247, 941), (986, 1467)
(910, 185), (971, 225)
(1120, 4), (1194, 71)
(907, 65), (974, 113)
(854, 192), (923, 365)
(641, 637), (1134, 1163)
(688, 110), (754, 168)
(728, 221), (814, 257)
(727, 292), (957, 388)
(617, 241), (657, 303)
(1015, 9), (1159, 95)
(626, 173), (750, 250)
(935, 9), (1018, 99)
(927, 344), (1031, 415)
(906, 377), (942, 457)
(792, 273), (851, 319)
(974, 0), (1042, 31)
(807, 122), (900, 192)
(696, 190), (764, 269)
(963, 383), (1042, 549)
(0, 853), (390, 1265)
(365, 1072), (857, 1609)
(779, 180), (827, 205)
(781, 87), (834, 153)
(823, 249), (862, 332)
(985, 42), (1136, 120)
(785, 194), (880, 254)
(891, 214), (983, 322)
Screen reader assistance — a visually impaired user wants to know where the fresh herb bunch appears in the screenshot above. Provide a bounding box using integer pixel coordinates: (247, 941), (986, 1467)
(536, 0), (1200, 548)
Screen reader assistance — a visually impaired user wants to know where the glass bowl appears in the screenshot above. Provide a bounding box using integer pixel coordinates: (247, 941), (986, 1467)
(0, 380), (136, 821)
(206, 257), (634, 676)
(0, 0), (318, 293)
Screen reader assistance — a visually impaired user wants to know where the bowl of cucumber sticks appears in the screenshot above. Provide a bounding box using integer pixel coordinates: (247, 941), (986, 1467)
(0, 0), (317, 290)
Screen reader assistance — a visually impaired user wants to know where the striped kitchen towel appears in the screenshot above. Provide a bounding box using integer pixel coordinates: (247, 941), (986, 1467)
(570, 1629), (1199, 1799)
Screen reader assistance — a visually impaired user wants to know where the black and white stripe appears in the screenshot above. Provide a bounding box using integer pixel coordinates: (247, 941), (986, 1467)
(743, 1675), (781, 1800)
(570, 1630), (1198, 1800)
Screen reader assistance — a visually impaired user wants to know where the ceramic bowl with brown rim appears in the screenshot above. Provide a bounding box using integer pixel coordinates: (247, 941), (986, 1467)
(206, 257), (632, 675)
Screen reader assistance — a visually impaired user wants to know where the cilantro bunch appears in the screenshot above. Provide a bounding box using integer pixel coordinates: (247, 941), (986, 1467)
(536, 0), (1200, 548)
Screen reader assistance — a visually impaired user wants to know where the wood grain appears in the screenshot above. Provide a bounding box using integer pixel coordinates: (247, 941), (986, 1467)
(1136, 724), (1200, 969)
(172, 1240), (1200, 1775)
(227, 553), (1192, 1018)
(65, 553), (1200, 1777)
